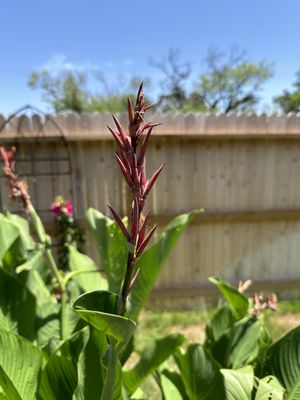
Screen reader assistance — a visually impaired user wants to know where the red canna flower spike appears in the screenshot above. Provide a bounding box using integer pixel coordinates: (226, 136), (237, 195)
(143, 164), (165, 199)
(107, 125), (124, 149)
(107, 203), (131, 241)
(115, 154), (132, 187)
(137, 127), (153, 166)
(136, 224), (158, 257)
(138, 211), (150, 247)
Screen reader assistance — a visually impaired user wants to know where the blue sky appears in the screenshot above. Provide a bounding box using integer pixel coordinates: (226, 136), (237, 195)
(0, 0), (299, 114)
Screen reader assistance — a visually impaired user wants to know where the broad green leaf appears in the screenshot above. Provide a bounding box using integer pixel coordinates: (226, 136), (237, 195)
(0, 329), (42, 400)
(72, 290), (136, 345)
(18, 255), (61, 347)
(39, 328), (89, 400)
(210, 317), (261, 369)
(209, 276), (249, 320)
(68, 245), (108, 292)
(0, 215), (20, 263)
(255, 376), (285, 399)
(205, 304), (235, 346)
(226, 318), (262, 369)
(3, 212), (34, 250)
(221, 367), (254, 400)
(73, 328), (108, 400)
(261, 325), (300, 399)
(85, 208), (127, 292)
(0, 364), (22, 400)
(123, 334), (185, 394)
(2, 212), (36, 271)
(159, 371), (185, 400)
(159, 370), (189, 400)
(0, 268), (36, 340)
(174, 343), (225, 399)
(129, 210), (200, 320)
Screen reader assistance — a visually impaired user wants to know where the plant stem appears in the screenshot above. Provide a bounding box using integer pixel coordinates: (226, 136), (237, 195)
(118, 253), (134, 315)
(30, 207), (64, 292)
(60, 290), (69, 341)
(100, 339), (119, 400)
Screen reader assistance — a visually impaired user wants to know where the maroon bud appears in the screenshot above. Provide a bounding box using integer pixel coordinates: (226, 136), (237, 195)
(129, 268), (140, 292)
(137, 127), (152, 166)
(113, 116), (128, 143)
(107, 125), (124, 149)
(127, 98), (134, 125)
(143, 164), (165, 199)
(107, 203), (131, 241)
(138, 211), (150, 247)
(115, 154), (132, 187)
(131, 198), (139, 244)
(136, 224), (157, 257)
(144, 103), (156, 111)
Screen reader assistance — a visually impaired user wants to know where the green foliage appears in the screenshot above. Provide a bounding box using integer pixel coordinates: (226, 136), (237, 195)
(153, 47), (272, 113)
(196, 50), (273, 112)
(274, 70), (300, 113)
(2, 206), (300, 399)
(72, 291), (136, 346)
(0, 330), (43, 400)
(68, 245), (108, 292)
(29, 70), (151, 113)
(128, 210), (201, 320)
(123, 334), (185, 395)
(261, 325), (300, 399)
(209, 276), (249, 319)
(29, 70), (88, 113)
(86, 208), (127, 293)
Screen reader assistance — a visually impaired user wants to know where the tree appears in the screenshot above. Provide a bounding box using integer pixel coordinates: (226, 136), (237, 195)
(151, 47), (273, 113)
(28, 69), (151, 113)
(150, 48), (207, 112)
(274, 71), (300, 113)
(29, 70), (88, 113)
(195, 47), (273, 113)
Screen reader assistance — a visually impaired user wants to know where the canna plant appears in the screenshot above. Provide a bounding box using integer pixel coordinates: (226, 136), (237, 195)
(71, 83), (189, 398)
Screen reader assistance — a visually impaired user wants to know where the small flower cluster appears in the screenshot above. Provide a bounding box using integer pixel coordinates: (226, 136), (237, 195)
(108, 83), (163, 314)
(51, 196), (73, 217)
(251, 292), (278, 318)
(0, 146), (32, 213)
(50, 196), (84, 271)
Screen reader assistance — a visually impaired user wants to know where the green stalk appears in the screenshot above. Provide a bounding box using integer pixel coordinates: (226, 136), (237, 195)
(100, 339), (119, 400)
(30, 207), (64, 291)
(60, 290), (68, 341)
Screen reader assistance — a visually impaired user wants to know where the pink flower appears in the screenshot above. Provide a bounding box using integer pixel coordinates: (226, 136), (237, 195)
(51, 196), (73, 217)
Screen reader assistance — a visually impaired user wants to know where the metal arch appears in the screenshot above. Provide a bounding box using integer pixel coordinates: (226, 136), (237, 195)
(0, 104), (77, 217)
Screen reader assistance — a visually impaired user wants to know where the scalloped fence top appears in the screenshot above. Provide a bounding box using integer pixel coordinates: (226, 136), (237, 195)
(1, 112), (300, 140)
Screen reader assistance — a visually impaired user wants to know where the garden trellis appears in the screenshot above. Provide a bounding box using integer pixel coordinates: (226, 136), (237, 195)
(0, 105), (75, 219)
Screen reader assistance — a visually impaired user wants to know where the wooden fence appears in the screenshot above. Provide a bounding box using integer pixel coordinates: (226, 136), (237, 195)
(1, 112), (300, 308)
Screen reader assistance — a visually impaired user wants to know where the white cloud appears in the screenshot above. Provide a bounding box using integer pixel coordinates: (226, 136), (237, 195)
(36, 53), (100, 75)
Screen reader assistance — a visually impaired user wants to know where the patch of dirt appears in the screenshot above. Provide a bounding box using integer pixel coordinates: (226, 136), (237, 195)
(275, 314), (300, 331)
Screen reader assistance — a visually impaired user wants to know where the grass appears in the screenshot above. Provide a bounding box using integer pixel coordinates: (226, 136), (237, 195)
(135, 299), (300, 350)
